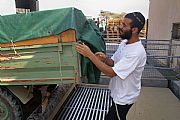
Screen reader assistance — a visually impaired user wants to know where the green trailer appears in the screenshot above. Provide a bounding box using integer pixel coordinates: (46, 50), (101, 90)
(0, 7), (105, 120)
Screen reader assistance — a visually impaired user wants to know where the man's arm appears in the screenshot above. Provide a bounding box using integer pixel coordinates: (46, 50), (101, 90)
(76, 43), (116, 77)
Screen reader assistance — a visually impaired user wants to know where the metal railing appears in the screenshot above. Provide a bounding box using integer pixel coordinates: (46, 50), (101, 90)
(104, 38), (180, 81)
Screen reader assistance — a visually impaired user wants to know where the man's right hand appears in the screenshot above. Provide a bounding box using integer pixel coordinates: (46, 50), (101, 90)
(95, 52), (107, 62)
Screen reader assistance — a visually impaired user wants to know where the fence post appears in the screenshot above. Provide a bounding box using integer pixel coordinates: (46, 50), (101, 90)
(167, 39), (173, 67)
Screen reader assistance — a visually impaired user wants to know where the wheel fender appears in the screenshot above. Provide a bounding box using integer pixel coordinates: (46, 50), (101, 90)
(7, 86), (33, 104)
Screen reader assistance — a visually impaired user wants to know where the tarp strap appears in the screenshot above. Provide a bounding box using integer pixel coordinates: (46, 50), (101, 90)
(57, 36), (63, 82)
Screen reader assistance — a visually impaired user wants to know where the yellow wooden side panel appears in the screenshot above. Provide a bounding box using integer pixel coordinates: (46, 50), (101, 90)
(0, 29), (76, 48)
(60, 29), (76, 43)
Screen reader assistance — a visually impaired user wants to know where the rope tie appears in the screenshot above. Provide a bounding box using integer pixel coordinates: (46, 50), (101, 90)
(10, 39), (17, 54)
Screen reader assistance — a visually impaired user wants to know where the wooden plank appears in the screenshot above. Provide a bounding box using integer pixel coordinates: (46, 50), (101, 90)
(0, 43), (77, 69)
(0, 80), (75, 85)
(0, 29), (76, 48)
(60, 29), (76, 42)
(0, 35), (58, 48)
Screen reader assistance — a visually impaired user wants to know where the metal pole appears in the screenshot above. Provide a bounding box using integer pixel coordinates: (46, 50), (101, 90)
(167, 39), (173, 67)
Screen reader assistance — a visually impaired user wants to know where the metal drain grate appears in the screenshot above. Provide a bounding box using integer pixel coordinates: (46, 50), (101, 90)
(57, 86), (112, 120)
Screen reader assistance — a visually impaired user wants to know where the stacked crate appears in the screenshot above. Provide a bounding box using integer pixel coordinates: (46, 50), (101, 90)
(106, 18), (122, 38)
(106, 18), (147, 39)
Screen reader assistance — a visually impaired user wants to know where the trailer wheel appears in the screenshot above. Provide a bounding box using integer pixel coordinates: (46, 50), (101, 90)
(0, 87), (23, 120)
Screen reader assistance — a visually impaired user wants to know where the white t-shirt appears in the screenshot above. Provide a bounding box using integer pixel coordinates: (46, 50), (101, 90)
(109, 40), (146, 105)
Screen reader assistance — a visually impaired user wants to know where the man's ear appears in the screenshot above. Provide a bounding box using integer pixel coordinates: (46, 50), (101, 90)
(132, 27), (138, 34)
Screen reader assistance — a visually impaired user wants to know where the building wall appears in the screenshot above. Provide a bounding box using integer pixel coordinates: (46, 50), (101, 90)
(148, 0), (180, 40)
(147, 0), (180, 69)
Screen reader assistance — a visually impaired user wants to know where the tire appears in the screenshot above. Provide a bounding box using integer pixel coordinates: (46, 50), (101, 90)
(0, 87), (23, 120)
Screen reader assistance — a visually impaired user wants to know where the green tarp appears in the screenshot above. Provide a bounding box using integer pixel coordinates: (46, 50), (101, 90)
(0, 7), (106, 83)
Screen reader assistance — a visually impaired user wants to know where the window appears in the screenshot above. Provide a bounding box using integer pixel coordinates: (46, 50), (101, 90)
(172, 23), (180, 39)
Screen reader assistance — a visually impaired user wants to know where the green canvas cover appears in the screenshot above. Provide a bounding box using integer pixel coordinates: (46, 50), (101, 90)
(0, 7), (105, 83)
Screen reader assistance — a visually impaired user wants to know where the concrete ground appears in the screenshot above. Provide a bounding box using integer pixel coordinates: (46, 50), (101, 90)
(93, 75), (180, 120)
(127, 87), (180, 120)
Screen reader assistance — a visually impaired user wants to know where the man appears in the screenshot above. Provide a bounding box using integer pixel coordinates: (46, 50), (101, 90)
(76, 12), (147, 120)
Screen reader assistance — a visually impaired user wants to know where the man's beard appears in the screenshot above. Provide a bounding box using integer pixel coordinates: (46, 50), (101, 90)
(120, 29), (132, 40)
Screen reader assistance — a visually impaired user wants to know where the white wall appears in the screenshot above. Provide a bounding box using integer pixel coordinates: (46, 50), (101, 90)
(148, 0), (180, 40)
